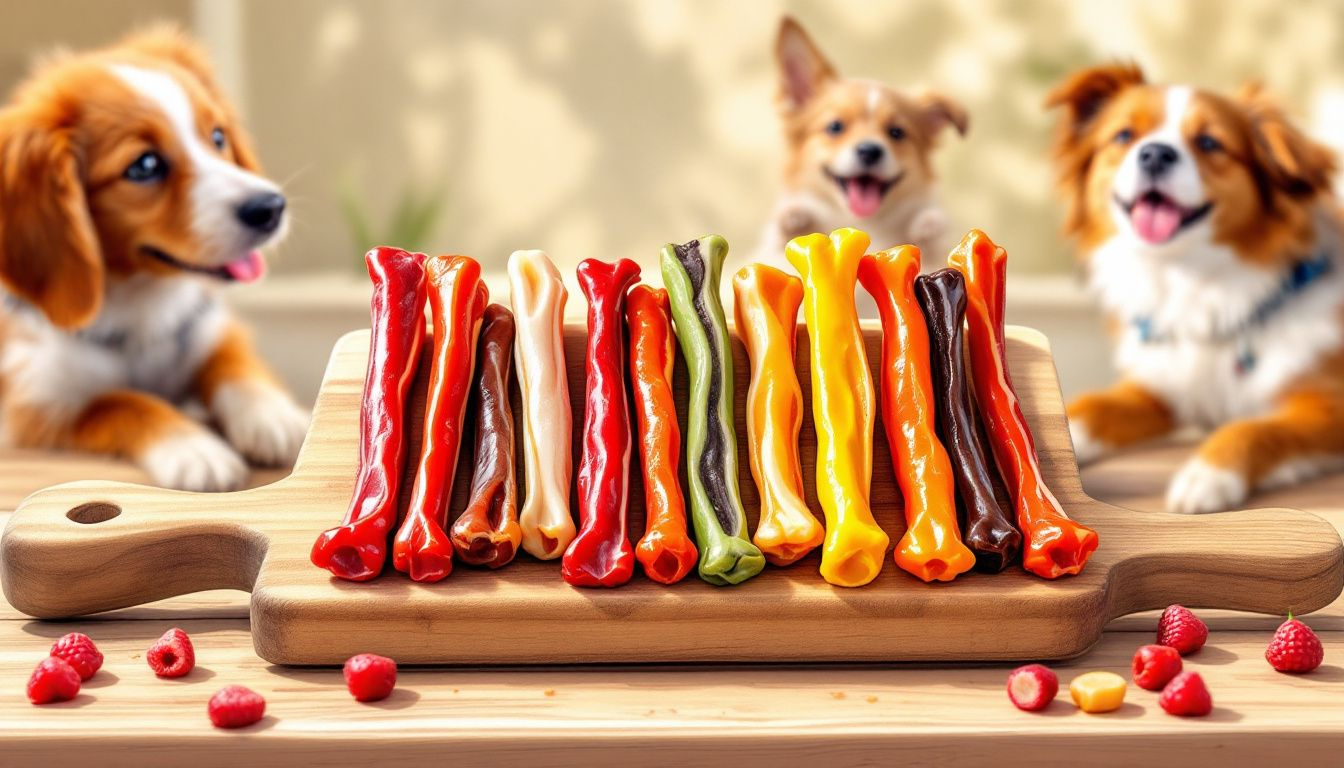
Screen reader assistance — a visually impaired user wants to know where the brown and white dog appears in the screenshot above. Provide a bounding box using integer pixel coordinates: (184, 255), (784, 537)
(0, 27), (308, 491)
(755, 17), (969, 267)
(1048, 63), (1344, 513)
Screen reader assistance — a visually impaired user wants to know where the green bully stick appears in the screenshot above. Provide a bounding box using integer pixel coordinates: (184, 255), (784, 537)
(661, 235), (766, 585)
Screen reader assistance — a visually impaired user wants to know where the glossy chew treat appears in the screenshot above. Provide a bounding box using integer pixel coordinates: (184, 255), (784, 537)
(507, 250), (576, 560)
(393, 255), (489, 582)
(732, 264), (825, 566)
(858, 247), (976, 582)
(785, 228), (889, 587)
(914, 269), (1022, 573)
(662, 237), (766, 586)
(949, 229), (1099, 578)
(311, 247), (427, 581)
(625, 285), (698, 584)
(561, 258), (642, 587)
(450, 304), (522, 568)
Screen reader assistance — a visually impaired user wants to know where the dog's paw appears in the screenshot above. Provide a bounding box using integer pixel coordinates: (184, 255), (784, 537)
(778, 206), (818, 239)
(908, 206), (949, 245)
(1166, 458), (1248, 514)
(1069, 420), (1109, 466)
(212, 381), (310, 468)
(141, 428), (248, 492)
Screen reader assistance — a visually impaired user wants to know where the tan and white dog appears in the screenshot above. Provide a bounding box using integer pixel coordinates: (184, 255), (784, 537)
(0, 27), (308, 491)
(756, 17), (968, 267)
(1048, 63), (1344, 513)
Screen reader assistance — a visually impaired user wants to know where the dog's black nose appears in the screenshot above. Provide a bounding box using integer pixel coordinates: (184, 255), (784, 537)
(855, 142), (885, 167)
(1138, 143), (1179, 177)
(236, 193), (286, 234)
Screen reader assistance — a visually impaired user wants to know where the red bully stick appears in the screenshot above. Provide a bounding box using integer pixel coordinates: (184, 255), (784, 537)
(561, 258), (641, 587)
(311, 247), (427, 581)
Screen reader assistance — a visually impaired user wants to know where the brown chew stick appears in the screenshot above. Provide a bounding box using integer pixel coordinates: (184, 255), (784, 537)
(451, 304), (522, 568)
(914, 269), (1022, 573)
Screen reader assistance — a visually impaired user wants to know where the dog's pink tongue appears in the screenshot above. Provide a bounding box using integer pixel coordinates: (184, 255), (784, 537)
(1131, 199), (1183, 244)
(845, 178), (883, 218)
(225, 250), (266, 283)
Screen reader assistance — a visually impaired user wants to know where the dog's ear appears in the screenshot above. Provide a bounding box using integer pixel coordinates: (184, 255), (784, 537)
(1045, 63), (1145, 238)
(1237, 82), (1336, 199)
(116, 24), (263, 172)
(1045, 62), (1145, 140)
(0, 111), (104, 328)
(776, 16), (836, 112)
(915, 91), (968, 140)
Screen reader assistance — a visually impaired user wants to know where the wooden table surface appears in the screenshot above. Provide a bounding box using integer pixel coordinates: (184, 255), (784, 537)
(1, 444), (1341, 766)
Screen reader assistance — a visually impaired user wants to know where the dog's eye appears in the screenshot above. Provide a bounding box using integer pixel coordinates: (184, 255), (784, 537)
(1195, 133), (1222, 153)
(825, 119), (845, 135)
(124, 151), (168, 183)
(211, 127), (227, 151)
(1113, 128), (1134, 145)
(887, 125), (906, 141)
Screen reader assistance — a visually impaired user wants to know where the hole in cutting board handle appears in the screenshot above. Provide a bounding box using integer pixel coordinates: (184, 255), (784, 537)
(67, 502), (122, 524)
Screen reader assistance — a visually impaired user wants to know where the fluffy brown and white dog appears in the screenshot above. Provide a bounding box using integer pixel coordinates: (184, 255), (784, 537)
(1048, 63), (1343, 513)
(755, 17), (969, 266)
(0, 27), (308, 491)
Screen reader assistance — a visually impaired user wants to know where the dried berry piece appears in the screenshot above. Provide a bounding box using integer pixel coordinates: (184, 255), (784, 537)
(208, 685), (266, 728)
(147, 627), (196, 678)
(50, 632), (103, 681)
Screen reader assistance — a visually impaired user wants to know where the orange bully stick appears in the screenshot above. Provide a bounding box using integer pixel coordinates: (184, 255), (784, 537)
(450, 304), (523, 568)
(949, 229), (1098, 578)
(625, 285), (698, 584)
(732, 264), (825, 566)
(858, 245), (975, 582)
(392, 255), (489, 583)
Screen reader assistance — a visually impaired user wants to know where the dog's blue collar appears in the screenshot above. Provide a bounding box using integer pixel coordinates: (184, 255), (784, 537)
(1131, 251), (1334, 375)
(1133, 251), (1333, 344)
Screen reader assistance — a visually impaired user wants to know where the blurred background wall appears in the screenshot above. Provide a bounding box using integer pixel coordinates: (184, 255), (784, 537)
(3, 0), (1343, 401)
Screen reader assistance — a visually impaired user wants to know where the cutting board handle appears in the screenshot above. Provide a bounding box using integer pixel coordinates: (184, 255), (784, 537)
(1, 481), (271, 618)
(1104, 504), (1344, 620)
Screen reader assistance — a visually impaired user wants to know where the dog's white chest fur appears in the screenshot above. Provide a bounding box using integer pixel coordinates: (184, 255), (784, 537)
(2, 277), (227, 418)
(1090, 232), (1344, 428)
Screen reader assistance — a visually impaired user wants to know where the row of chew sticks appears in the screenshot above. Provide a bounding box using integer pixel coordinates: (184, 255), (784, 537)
(310, 228), (1099, 587)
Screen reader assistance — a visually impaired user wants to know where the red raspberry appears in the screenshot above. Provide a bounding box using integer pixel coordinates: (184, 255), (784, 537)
(50, 632), (104, 681)
(1265, 616), (1324, 673)
(27, 656), (82, 704)
(146, 627), (195, 678)
(208, 685), (266, 728)
(1131, 644), (1183, 691)
(343, 653), (398, 702)
(1158, 671), (1212, 717)
(1005, 664), (1058, 712)
(1156, 605), (1208, 656)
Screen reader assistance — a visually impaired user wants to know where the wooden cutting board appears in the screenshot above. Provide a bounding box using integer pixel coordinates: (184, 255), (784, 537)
(3, 326), (1341, 665)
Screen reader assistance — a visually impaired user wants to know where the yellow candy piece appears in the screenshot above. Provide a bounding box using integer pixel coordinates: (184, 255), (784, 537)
(1069, 671), (1127, 714)
(785, 228), (890, 587)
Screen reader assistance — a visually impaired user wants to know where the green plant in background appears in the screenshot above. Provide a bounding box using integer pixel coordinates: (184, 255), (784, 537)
(338, 178), (446, 266)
